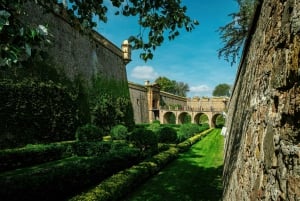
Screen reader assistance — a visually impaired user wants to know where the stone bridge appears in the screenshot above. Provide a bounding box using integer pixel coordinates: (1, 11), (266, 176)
(158, 106), (226, 128)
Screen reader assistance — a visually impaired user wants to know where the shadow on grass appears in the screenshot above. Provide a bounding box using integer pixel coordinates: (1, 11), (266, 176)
(122, 154), (223, 201)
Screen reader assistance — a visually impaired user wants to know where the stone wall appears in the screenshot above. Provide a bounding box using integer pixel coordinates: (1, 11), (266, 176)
(21, 1), (126, 84)
(187, 97), (228, 111)
(128, 82), (149, 123)
(223, 0), (300, 200)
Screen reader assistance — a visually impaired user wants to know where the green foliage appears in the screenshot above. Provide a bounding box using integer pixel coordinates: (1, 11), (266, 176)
(74, 141), (112, 156)
(90, 76), (135, 132)
(155, 76), (189, 97)
(182, 114), (192, 124)
(0, 141), (75, 172)
(147, 121), (161, 135)
(212, 83), (231, 97)
(215, 115), (225, 128)
(110, 125), (128, 140)
(75, 124), (104, 142)
(218, 0), (257, 65)
(177, 123), (201, 142)
(0, 79), (80, 149)
(0, 1), (51, 67)
(158, 126), (178, 143)
(129, 128), (158, 152)
(1, 0), (198, 64)
(68, 147), (179, 201)
(0, 147), (141, 201)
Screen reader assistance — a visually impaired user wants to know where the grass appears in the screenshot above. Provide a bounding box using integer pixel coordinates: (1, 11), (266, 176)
(122, 129), (224, 201)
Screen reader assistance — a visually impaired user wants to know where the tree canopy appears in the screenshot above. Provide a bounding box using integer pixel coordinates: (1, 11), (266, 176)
(0, 0), (199, 67)
(218, 0), (257, 65)
(212, 83), (231, 97)
(155, 76), (189, 97)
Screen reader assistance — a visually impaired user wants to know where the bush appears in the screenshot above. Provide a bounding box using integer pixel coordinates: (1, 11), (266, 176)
(110, 125), (128, 140)
(177, 123), (201, 142)
(158, 127), (177, 143)
(0, 79), (80, 149)
(75, 124), (104, 142)
(147, 121), (161, 135)
(0, 141), (75, 172)
(129, 128), (158, 152)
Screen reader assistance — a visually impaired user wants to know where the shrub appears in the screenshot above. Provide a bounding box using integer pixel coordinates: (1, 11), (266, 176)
(110, 125), (128, 140)
(177, 123), (201, 142)
(74, 141), (111, 156)
(158, 126), (177, 143)
(129, 128), (158, 152)
(75, 124), (104, 142)
(0, 79), (80, 149)
(147, 121), (161, 135)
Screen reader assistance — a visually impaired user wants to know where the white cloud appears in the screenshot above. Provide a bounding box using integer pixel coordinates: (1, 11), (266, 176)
(131, 65), (158, 80)
(190, 85), (211, 93)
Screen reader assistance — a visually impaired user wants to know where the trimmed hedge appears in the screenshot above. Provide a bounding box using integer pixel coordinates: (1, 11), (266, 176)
(177, 128), (213, 151)
(0, 141), (75, 172)
(68, 129), (213, 201)
(0, 79), (80, 149)
(69, 147), (180, 201)
(75, 124), (104, 142)
(0, 145), (141, 201)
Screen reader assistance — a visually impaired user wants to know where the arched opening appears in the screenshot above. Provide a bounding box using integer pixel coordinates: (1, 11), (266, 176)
(178, 112), (191, 124)
(211, 113), (225, 128)
(163, 112), (176, 124)
(194, 113), (209, 126)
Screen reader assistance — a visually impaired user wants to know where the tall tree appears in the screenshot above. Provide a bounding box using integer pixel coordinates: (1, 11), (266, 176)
(0, 0), (199, 67)
(155, 76), (189, 97)
(155, 76), (175, 93)
(218, 0), (257, 65)
(212, 83), (231, 97)
(174, 81), (189, 97)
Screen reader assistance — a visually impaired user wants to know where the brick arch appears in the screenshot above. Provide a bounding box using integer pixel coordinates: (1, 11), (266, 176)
(163, 111), (176, 124)
(211, 113), (223, 128)
(193, 112), (209, 125)
(177, 112), (191, 124)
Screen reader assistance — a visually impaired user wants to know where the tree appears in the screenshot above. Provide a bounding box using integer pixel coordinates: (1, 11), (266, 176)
(174, 81), (189, 97)
(218, 0), (257, 65)
(0, 0), (199, 67)
(212, 83), (231, 97)
(155, 76), (189, 97)
(155, 76), (175, 93)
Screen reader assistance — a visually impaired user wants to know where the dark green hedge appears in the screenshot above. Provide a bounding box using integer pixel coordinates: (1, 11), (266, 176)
(0, 79), (81, 149)
(68, 147), (180, 201)
(0, 141), (75, 172)
(0, 145), (141, 201)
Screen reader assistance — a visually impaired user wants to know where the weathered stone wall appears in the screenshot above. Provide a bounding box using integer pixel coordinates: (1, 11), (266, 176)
(187, 97), (228, 111)
(160, 91), (187, 108)
(128, 82), (149, 123)
(223, 0), (300, 200)
(21, 2), (126, 84)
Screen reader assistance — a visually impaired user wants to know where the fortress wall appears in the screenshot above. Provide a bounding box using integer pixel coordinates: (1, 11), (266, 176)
(223, 0), (300, 200)
(21, 1), (126, 84)
(128, 82), (149, 123)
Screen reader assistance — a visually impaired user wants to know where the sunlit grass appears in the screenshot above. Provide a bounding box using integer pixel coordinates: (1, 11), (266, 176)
(123, 129), (224, 201)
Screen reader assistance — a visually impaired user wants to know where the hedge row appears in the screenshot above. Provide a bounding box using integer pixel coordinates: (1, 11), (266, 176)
(0, 141), (75, 172)
(176, 128), (213, 152)
(68, 129), (213, 201)
(0, 140), (116, 172)
(0, 146), (141, 201)
(69, 147), (180, 201)
(0, 80), (80, 149)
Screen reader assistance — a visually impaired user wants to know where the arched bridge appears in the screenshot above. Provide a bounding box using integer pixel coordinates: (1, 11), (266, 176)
(158, 106), (225, 128)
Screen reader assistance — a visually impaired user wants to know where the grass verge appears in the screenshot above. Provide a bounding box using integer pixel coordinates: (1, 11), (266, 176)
(122, 129), (224, 201)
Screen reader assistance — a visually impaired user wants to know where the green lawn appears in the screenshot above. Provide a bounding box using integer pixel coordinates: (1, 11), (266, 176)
(122, 129), (224, 201)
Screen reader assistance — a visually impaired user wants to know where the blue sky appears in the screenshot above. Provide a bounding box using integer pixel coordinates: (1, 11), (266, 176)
(96, 0), (240, 97)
